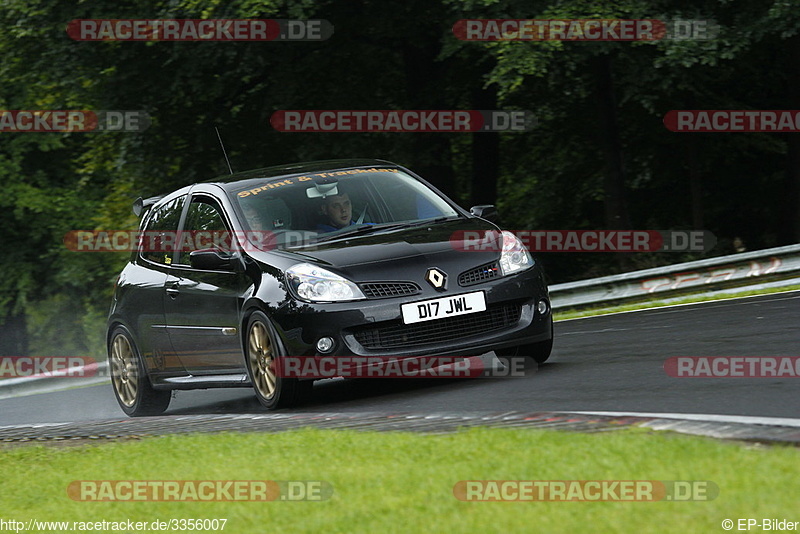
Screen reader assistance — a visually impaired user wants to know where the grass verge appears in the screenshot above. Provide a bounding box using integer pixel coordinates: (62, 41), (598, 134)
(553, 284), (800, 322)
(0, 427), (797, 533)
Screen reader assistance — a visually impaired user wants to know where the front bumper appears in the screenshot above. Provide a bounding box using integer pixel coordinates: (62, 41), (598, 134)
(272, 266), (551, 360)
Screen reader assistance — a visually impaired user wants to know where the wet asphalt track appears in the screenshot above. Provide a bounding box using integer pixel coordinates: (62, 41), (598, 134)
(1, 291), (797, 426)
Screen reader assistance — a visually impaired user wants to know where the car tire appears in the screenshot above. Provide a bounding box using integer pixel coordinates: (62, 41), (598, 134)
(497, 318), (554, 364)
(245, 311), (307, 409)
(109, 326), (171, 416)
(524, 336), (554, 364)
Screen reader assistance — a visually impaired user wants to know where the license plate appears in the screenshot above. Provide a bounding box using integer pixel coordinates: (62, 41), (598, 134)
(401, 291), (486, 324)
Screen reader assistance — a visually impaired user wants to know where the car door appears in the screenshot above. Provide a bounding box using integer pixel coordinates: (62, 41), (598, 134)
(133, 194), (189, 378)
(163, 193), (251, 374)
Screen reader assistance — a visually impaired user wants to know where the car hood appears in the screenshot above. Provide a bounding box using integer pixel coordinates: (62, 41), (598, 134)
(266, 218), (503, 282)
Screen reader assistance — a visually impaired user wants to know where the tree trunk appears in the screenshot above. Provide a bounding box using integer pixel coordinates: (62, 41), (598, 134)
(402, 38), (455, 198)
(592, 53), (631, 231)
(784, 35), (800, 243)
(471, 84), (499, 207)
(685, 138), (704, 229)
(0, 310), (28, 356)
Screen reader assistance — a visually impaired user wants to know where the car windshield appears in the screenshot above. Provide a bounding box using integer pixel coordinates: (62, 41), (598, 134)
(229, 168), (460, 250)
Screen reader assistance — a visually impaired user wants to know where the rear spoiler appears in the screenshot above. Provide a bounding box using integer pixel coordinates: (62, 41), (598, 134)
(132, 195), (165, 217)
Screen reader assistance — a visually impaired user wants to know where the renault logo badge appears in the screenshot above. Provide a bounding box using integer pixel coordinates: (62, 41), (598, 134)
(425, 268), (447, 291)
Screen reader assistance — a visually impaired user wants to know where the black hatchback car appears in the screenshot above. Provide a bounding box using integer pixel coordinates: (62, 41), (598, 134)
(107, 159), (553, 415)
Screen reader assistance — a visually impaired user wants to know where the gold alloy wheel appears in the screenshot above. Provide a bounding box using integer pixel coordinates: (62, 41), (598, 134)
(249, 321), (277, 399)
(110, 334), (138, 407)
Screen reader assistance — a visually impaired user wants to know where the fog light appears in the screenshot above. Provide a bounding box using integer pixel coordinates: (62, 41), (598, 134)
(537, 299), (549, 315)
(316, 337), (335, 353)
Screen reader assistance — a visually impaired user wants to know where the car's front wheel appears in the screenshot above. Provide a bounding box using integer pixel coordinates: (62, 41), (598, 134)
(109, 326), (171, 416)
(497, 319), (554, 364)
(245, 311), (309, 409)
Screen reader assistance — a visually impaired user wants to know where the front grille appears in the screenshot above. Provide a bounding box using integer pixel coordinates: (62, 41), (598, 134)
(352, 302), (522, 350)
(458, 262), (500, 286)
(360, 282), (421, 299)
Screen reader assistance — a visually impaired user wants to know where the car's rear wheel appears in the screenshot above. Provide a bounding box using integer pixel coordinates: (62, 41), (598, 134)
(109, 326), (171, 416)
(245, 311), (309, 409)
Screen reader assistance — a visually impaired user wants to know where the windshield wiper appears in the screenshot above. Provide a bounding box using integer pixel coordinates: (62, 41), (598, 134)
(315, 223), (408, 242)
(384, 216), (458, 229)
(315, 217), (458, 243)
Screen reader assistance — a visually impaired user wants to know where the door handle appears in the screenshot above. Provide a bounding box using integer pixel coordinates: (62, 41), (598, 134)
(166, 283), (180, 298)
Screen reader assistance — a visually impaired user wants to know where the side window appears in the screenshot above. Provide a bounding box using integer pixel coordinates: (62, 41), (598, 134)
(140, 195), (186, 265)
(177, 197), (232, 266)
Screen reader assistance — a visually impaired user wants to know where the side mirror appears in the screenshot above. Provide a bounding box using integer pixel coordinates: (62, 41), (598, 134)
(470, 205), (498, 222)
(189, 249), (240, 271)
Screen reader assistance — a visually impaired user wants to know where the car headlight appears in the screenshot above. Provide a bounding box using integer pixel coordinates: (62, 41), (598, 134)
(285, 263), (366, 302)
(499, 230), (533, 276)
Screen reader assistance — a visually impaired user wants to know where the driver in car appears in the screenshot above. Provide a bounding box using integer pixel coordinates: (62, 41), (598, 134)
(242, 204), (266, 231)
(317, 192), (354, 232)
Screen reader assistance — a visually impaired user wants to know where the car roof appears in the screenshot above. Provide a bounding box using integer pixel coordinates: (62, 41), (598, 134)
(205, 159), (400, 189)
(137, 159), (405, 217)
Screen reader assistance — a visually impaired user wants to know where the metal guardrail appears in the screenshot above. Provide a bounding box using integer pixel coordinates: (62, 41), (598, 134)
(2, 245), (799, 400)
(549, 243), (800, 309)
(0, 362), (109, 400)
